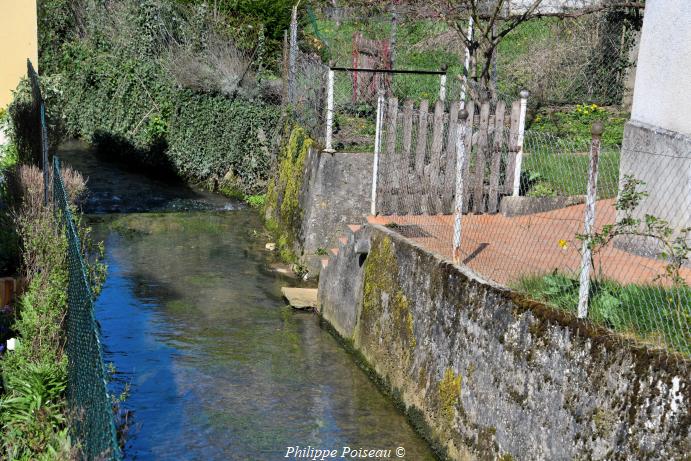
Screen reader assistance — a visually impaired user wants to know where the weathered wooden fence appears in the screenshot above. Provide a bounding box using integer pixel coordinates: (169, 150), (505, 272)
(373, 95), (527, 215)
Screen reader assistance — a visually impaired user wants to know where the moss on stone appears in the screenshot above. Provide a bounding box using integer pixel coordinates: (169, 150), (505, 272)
(476, 426), (499, 459)
(262, 124), (313, 265)
(593, 407), (616, 437)
(317, 315), (450, 461)
(439, 368), (462, 425)
(362, 236), (417, 350)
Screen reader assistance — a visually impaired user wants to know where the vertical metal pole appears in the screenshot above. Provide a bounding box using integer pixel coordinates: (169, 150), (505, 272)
(453, 109), (470, 265)
(324, 68), (335, 152)
(282, 30), (289, 103)
(370, 91), (385, 216)
(577, 122), (604, 319)
(512, 90), (529, 197)
(40, 103), (49, 206)
(288, 5), (298, 105)
(439, 64), (448, 102)
(460, 17), (474, 109)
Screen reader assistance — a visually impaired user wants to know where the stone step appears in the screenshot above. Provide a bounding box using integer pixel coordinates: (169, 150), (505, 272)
(338, 236), (348, 245)
(281, 287), (319, 310)
(347, 224), (362, 234)
(321, 258), (330, 269)
(330, 248), (339, 256)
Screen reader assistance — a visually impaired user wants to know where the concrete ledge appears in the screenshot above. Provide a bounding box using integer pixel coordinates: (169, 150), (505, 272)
(499, 195), (585, 217)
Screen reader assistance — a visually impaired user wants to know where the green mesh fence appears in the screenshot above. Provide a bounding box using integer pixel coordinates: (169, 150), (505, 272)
(53, 157), (121, 460)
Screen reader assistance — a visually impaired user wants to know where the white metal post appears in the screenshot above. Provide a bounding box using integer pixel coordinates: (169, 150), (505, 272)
(453, 109), (470, 265)
(439, 64), (448, 102)
(324, 68), (335, 152)
(370, 91), (385, 216)
(512, 90), (529, 196)
(288, 5), (298, 105)
(459, 17), (473, 109)
(577, 122), (603, 319)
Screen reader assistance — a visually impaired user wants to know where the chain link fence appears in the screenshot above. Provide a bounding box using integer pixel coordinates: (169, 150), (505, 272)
(53, 157), (121, 460)
(301, 5), (640, 111)
(372, 95), (691, 366)
(26, 59), (121, 460)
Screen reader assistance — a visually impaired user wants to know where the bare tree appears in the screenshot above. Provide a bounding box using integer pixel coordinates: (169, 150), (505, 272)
(431, 0), (645, 101)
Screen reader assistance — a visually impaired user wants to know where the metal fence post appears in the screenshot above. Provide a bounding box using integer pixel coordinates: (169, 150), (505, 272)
(577, 122), (604, 319)
(288, 4), (298, 105)
(282, 30), (289, 103)
(439, 64), (448, 102)
(460, 17), (473, 109)
(324, 67), (335, 152)
(40, 103), (49, 206)
(370, 91), (385, 216)
(512, 90), (529, 196)
(453, 109), (470, 265)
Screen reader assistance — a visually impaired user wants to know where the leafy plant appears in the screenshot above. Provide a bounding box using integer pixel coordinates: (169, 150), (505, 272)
(244, 194), (265, 208)
(515, 272), (691, 355)
(577, 175), (691, 288)
(0, 163), (101, 459)
(526, 181), (556, 198)
(7, 75), (67, 166)
(0, 362), (73, 460)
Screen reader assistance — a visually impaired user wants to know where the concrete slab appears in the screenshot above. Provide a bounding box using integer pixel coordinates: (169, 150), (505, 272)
(281, 287), (318, 310)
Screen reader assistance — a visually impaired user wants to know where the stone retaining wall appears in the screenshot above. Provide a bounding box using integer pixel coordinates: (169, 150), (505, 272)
(319, 224), (690, 460)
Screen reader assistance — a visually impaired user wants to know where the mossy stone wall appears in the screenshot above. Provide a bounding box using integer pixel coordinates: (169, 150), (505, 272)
(264, 124), (373, 276)
(319, 224), (691, 461)
(264, 125), (314, 267)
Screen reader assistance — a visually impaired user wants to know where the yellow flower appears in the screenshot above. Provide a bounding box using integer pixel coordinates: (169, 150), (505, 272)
(558, 239), (569, 250)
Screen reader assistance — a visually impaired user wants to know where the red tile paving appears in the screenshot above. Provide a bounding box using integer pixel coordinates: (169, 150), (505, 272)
(369, 199), (691, 287)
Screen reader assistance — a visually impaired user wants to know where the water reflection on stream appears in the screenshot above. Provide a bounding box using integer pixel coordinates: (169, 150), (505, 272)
(61, 143), (437, 460)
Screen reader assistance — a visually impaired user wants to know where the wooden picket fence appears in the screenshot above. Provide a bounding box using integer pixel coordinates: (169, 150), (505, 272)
(375, 96), (525, 215)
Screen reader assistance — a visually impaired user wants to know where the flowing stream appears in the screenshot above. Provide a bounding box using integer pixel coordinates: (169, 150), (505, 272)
(60, 141), (436, 460)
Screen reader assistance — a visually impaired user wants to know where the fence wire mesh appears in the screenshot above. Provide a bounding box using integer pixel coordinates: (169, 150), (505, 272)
(54, 159), (121, 460)
(289, 48), (329, 144)
(26, 59), (120, 460)
(373, 96), (691, 365)
(303, 5), (640, 110)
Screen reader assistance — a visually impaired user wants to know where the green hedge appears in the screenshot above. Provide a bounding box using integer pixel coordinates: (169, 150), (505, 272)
(39, 0), (281, 195)
(167, 90), (277, 190)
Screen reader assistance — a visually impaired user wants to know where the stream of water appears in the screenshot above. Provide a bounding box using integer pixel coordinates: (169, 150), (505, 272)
(60, 142), (436, 460)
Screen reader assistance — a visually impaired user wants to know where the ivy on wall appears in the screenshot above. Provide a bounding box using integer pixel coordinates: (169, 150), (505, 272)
(36, 0), (281, 194)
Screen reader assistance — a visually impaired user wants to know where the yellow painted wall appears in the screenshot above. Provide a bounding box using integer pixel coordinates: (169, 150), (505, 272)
(0, 0), (38, 108)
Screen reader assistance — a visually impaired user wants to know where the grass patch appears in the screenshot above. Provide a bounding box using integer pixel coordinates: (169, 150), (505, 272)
(529, 104), (628, 148)
(521, 143), (620, 198)
(514, 273), (691, 356)
(244, 194), (266, 208)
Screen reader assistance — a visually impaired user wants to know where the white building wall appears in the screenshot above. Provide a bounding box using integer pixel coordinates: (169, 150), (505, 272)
(631, 0), (691, 136)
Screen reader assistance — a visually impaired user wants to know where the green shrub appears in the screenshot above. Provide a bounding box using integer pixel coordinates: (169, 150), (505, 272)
(0, 164), (98, 460)
(0, 362), (73, 460)
(530, 104), (628, 148)
(244, 194), (266, 208)
(166, 90), (278, 194)
(0, 114), (20, 275)
(49, 3), (281, 194)
(7, 75), (67, 166)
(515, 273), (691, 356)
